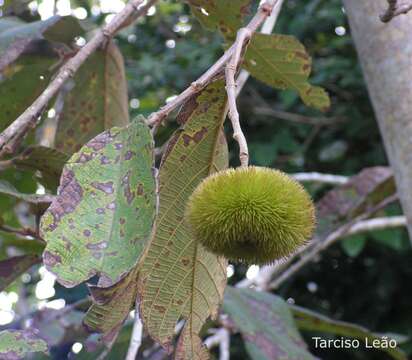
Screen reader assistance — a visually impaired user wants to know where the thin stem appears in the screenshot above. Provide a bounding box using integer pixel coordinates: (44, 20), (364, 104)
(0, 224), (45, 243)
(204, 328), (231, 360)
(291, 172), (349, 185)
(253, 107), (346, 126)
(236, 199), (403, 290)
(225, 28), (252, 167)
(125, 300), (143, 360)
(269, 195), (399, 289)
(96, 332), (120, 360)
(236, 0), (285, 95)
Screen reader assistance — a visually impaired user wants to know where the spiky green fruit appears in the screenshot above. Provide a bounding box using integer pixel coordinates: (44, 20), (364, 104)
(185, 166), (315, 264)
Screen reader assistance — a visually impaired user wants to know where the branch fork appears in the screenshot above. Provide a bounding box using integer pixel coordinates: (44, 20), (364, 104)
(146, 0), (279, 128)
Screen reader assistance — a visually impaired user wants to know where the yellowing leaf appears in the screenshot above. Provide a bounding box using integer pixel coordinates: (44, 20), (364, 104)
(244, 33), (330, 111)
(41, 119), (156, 288)
(55, 41), (129, 154)
(139, 81), (229, 359)
(84, 266), (139, 337)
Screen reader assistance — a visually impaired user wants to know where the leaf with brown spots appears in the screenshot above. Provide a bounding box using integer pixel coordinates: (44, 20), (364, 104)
(83, 266), (139, 338)
(0, 330), (48, 359)
(223, 287), (316, 360)
(139, 80), (229, 360)
(186, 2), (328, 111)
(40, 118), (156, 288)
(54, 41), (129, 154)
(0, 255), (40, 291)
(244, 33), (330, 112)
(187, 0), (252, 42)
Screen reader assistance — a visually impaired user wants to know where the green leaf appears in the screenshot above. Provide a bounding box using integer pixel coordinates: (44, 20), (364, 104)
(186, 9), (328, 111)
(223, 287), (316, 360)
(0, 16), (83, 71)
(341, 234), (367, 257)
(316, 167), (395, 237)
(0, 330), (48, 359)
(187, 0), (252, 42)
(244, 33), (330, 111)
(55, 41), (130, 154)
(291, 305), (408, 360)
(0, 255), (40, 291)
(139, 80), (229, 359)
(372, 228), (407, 251)
(0, 238), (44, 256)
(40, 119), (156, 288)
(0, 55), (57, 132)
(42, 17), (84, 45)
(7, 146), (69, 191)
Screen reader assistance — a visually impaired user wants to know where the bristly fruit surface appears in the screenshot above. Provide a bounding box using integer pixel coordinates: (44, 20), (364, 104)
(185, 166), (316, 264)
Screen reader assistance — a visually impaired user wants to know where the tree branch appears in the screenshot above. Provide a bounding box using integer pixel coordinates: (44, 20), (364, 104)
(292, 172), (349, 185)
(348, 215), (406, 233)
(96, 332), (120, 360)
(204, 328), (231, 360)
(253, 107), (346, 126)
(269, 195), (399, 289)
(0, 224), (45, 243)
(0, 0), (157, 156)
(125, 300), (144, 360)
(147, 0), (280, 128)
(237, 198), (404, 291)
(380, 0), (412, 22)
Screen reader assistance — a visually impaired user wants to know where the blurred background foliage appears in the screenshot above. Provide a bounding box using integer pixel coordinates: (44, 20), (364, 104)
(0, 0), (411, 359)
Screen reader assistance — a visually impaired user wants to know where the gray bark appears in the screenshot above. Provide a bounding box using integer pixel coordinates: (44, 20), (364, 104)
(343, 0), (412, 243)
